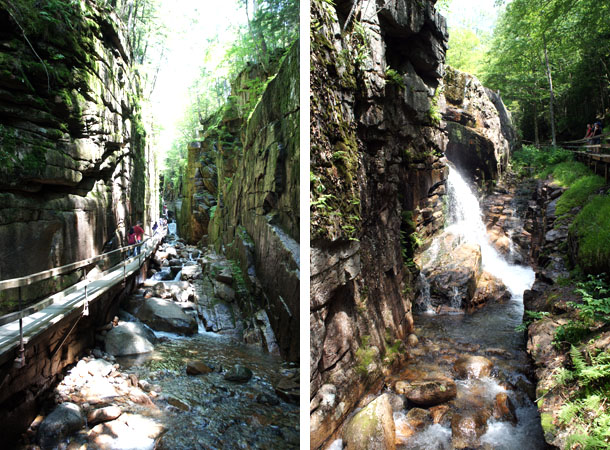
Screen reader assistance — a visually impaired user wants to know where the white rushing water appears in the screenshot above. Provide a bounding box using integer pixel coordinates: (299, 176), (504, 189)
(445, 166), (535, 296)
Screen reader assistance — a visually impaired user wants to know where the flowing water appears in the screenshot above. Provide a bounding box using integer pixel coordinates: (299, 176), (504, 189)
(396, 166), (545, 449)
(116, 332), (300, 449)
(22, 236), (298, 449)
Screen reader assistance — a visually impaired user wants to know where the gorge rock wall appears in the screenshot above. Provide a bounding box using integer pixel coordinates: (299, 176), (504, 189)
(0, 1), (157, 285)
(310, 0), (448, 446)
(176, 42), (300, 362)
(209, 42), (300, 362)
(441, 66), (514, 184)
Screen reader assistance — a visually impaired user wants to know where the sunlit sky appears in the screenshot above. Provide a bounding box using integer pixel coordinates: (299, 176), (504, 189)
(146, 0), (244, 165)
(146, 0), (503, 167)
(442, 0), (503, 34)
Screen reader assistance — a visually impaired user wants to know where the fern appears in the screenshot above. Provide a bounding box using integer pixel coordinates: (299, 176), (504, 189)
(571, 345), (588, 375)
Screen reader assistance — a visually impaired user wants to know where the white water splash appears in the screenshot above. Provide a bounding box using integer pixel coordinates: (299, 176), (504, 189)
(445, 166), (534, 296)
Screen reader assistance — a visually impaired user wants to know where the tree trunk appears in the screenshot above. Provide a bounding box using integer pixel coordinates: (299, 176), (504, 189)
(542, 33), (556, 146)
(533, 101), (540, 147)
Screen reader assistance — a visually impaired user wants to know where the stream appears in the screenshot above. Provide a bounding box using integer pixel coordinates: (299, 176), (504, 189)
(21, 234), (299, 449)
(333, 166), (546, 449)
(400, 166), (545, 448)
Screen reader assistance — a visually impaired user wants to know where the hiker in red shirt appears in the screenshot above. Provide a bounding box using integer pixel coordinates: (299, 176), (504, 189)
(127, 227), (136, 257)
(133, 222), (144, 255)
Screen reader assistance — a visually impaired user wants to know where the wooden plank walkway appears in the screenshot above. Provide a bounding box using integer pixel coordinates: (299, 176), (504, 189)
(0, 233), (163, 362)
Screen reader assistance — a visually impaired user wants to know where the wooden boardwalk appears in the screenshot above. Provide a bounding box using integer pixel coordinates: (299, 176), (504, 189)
(0, 231), (164, 364)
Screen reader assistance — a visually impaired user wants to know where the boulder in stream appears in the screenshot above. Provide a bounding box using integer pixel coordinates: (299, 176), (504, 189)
(451, 411), (490, 449)
(105, 322), (157, 356)
(37, 402), (85, 449)
(342, 393), (396, 450)
(493, 392), (517, 424)
(186, 360), (213, 375)
(394, 378), (457, 406)
(224, 365), (253, 382)
(134, 298), (198, 335)
(453, 355), (494, 379)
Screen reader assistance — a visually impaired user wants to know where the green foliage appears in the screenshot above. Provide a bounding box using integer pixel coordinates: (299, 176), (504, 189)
(571, 197), (610, 274)
(446, 27), (489, 77)
(510, 145), (572, 177)
(554, 275), (610, 348)
(555, 174), (604, 217)
(541, 161), (592, 188)
(355, 335), (377, 376)
(515, 310), (549, 332)
(428, 86), (442, 125)
(385, 67), (404, 89)
(484, 0), (610, 143)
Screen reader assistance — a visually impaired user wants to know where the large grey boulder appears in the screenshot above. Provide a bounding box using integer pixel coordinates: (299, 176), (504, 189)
(105, 322), (157, 356)
(342, 394), (396, 450)
(134, 298), (198, 335)
(37, 402), (84, 449)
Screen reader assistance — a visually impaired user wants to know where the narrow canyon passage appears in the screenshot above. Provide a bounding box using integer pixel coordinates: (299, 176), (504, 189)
(0, 0), (299, 447)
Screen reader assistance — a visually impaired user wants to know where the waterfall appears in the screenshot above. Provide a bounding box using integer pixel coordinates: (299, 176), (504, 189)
(445, 166), (534, 296)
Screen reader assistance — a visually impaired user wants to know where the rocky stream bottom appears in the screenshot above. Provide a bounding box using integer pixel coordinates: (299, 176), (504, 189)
(332, 304), (547, 450)
(17, 236), (299, 450)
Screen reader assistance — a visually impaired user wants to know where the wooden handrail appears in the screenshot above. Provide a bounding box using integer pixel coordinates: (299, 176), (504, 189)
(0, 228), (165, 290)
(0, 227), (166, 326)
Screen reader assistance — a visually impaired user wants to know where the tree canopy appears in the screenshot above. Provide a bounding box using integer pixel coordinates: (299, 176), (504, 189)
(483, 0), (610, 143)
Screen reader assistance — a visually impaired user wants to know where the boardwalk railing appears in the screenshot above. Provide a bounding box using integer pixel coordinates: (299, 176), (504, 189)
(0, 226), (166, 367)
(525, 133), (610, 181)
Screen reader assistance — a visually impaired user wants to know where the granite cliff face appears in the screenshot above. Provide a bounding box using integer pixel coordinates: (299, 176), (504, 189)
(0, 1), (157, 286)
(310, 0), (448, 446)
(174, 42), (299, 362)
(310, 0), (518, 446)
(441, 66), (515, 183)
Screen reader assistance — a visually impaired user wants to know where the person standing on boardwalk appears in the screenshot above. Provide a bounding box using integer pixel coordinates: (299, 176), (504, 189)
(592, 120), (603, 146)
(133, 221), (144, 255)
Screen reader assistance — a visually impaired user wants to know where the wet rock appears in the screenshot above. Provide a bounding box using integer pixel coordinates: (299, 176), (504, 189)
(105, 321), (157, 356)
(89, 414), (164, 449)
(256, 392), (280, 406)
(86, 358), (114, 377)
(81, 377), (120, 404)
(429, 404), (451, 424)
(213, 281), (236, 302)
(181, 265), (202, 280)
(451, 411), (489, 449)
(470, 271), (510, 308)
(394, 378), (457, 406)
(129, 388), (155, 407)
(134, 298), (198, 335)
(405, 407), (432, 430)
(87, 406), (122, 426)
(37, 402), (84, 449)
(342, 394), (395, 450)
(167, 395), (190, 411)
(186, 360), (213, 375)
(493, 392), (517, 424)
(407, 334), (419, 347)
(453, 355), (494, 379)
(420, 233), (482, 308)
(224, 365), (253, 382)
(274, 369), (299, 404)
(387, 393), (407, 412)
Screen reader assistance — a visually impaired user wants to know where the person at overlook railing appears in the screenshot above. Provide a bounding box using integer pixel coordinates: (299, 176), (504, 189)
(584, 123), (594, 140)
(592, 120), (603, 146)
(127, 227), (136, 257)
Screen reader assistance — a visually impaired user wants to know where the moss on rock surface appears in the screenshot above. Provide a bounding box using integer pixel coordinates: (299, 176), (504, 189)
(0, 0), (157, 284)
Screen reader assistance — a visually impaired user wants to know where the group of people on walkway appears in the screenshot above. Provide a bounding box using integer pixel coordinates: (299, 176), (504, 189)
(127, 221), (145, 256)
(584, 119), (604, 145)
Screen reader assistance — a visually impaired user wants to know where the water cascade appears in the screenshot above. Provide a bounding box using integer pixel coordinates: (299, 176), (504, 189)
(397, 166), (544, 449)
(445, 166), (535, 296)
